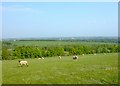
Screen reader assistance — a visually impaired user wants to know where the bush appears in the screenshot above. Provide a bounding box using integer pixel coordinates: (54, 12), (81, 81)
(2, 43), (119, 60)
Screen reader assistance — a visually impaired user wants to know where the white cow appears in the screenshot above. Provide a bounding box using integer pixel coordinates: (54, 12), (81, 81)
(19, 60), (28, 67)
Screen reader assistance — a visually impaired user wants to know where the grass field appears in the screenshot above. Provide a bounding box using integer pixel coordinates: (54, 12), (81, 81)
(2, 53), (118, 84)
(0, 61), (2, 85)
(8, 40), (116, 47)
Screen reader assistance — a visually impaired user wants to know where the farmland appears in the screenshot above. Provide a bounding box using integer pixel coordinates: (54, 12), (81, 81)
(2, 1), (119, 85)
(2, 53), (118, 84)
(0, 63), (1, 84)
(2, 39), (119, 60)
(0, 60), (1, 85)
(3, 39), (118, 47)
(1, 38), (119, 84)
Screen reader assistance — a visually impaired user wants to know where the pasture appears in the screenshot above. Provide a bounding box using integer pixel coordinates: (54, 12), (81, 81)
(8, 40), (116, 47)
(0, 61), (2, 85)
(2, 53), (118, 84)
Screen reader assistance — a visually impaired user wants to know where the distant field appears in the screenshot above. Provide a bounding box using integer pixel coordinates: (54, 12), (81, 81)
(8, 40), (116, 47)
(2, 53), (118, 84)
(0, 41), (2, 59)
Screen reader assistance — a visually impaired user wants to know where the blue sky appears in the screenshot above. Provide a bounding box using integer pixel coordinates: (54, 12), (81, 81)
(2, 2), (118, 38)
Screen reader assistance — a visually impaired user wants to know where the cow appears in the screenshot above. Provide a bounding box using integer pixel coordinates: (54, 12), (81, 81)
(19, 60), (28, 67)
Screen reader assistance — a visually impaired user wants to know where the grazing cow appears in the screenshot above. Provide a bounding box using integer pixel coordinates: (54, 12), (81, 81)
(59, 56), (61, 59)
(73, 55), (78, 61)
(19, 60), (28, 67)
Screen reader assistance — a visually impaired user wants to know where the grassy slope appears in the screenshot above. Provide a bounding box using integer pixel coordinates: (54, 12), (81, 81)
(0, 41), (2, 85)
(0, 61), (2, 85)
(2, 53), (118, 84)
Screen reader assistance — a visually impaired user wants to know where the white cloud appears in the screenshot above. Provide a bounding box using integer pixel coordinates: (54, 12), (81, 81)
(0, 5), (46, 15)
(2, 5), (34, 12)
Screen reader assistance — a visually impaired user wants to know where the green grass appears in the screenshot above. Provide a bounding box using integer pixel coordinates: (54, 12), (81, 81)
(0, 41), (2, 60)
(2, 53), (118, 84)
(0, 54), (1, 82)
(9, 40), (115, 47)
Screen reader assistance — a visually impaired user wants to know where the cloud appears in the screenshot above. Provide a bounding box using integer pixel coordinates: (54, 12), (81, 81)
(1, 5), (37, 13)
(3, 5), (32, 11)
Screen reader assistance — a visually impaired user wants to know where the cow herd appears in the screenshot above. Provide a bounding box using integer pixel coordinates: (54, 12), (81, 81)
(18, 55), (79, 67)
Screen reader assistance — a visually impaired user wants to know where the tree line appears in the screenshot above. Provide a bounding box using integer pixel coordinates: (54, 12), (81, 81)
(2, 43), (119, 60)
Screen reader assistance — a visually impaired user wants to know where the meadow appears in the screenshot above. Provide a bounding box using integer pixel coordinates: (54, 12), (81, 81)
(0, 41), (2, 85)
(0, 58), (1, 85)
(8, 40), (116, 47)
(2, 53), (118, 84)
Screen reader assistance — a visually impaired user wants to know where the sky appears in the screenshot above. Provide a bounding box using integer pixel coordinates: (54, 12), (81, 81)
(1, 2), (118, 39)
